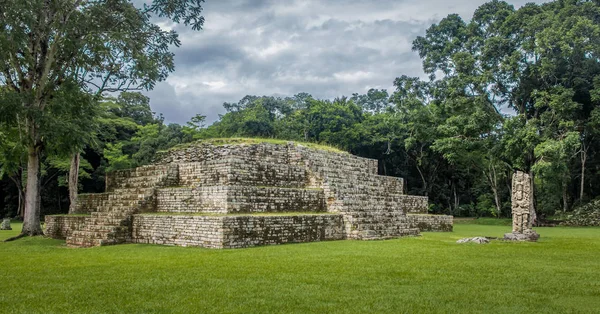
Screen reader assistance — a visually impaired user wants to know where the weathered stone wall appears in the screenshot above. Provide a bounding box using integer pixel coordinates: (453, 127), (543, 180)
(156, 142), (294, 165)
(225, 187), (325, 213)
(293, 146), (425, 238)
(155, 186), (325, 213)
(155, 142), (431, 240)
(156, 142), (379, 175)
(45, 215), (89, 239)
(177, 159), (308, 188)
(407, 214), (453, 232)
(132, 215), (224, 248)
(131, 213), (345, 249)
(74, 193), (110, 214)
(399, 196), (429, 214)
(59, 141), (449, 249)
(106, 164), (178, 192)
(177, 161), (229, 186)
(221, 214), (345, 248)
(156, 187), (229, 213)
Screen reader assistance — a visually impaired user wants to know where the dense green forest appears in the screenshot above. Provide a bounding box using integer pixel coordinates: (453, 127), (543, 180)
(2, 0), (600, 221)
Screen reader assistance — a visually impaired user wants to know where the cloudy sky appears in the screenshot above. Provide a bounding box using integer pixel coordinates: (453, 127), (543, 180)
(146, 0), (546, 124)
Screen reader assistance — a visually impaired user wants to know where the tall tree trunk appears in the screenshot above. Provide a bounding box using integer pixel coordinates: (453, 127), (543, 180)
(17, 188), (25, 218)
(562, 178), (568, 212)
(416, 165), (428, 196)
(9, 170), (26, 218)
(453, 182), (459, 215)
(68, 152), (80, 214)
(22, 146), (43, 236)
(484, 163), (502, 218)
(492, 186), (501, 217)
(580, 144), (587, 200)
(529, 171), (537, 225)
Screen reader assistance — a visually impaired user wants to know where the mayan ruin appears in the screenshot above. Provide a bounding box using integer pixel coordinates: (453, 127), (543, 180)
(44, 139), (452, 248)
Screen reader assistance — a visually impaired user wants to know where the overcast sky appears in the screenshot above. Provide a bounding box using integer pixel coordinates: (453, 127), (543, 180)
(146, 0), (546, 124)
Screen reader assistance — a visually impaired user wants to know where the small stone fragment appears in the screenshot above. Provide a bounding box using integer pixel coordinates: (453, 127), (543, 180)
(0, 218), (12, 230)
(503, 230), (539, 242)
(457, 237), (490, 244)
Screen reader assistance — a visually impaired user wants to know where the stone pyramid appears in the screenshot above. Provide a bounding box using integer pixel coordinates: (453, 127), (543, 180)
(45, 139), (452, 248)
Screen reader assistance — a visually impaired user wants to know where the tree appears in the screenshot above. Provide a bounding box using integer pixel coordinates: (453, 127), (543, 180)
(0, 0), (205, 236)
(412, 0), (600, 215)
(351, 89), (391, 114)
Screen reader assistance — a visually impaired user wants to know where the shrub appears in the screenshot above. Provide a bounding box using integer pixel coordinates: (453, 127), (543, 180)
(561, 199), (600, 227)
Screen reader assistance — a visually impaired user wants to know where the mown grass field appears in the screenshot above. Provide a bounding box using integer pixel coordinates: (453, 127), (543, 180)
(1, 220), (599, 314)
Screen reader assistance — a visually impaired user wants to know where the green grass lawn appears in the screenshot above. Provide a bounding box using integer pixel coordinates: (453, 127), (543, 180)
(1, 222), (599, 314)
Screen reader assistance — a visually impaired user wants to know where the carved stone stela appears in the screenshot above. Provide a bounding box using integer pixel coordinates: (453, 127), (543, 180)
(504, 171), (539, 241)
(512, 171), (532, 233)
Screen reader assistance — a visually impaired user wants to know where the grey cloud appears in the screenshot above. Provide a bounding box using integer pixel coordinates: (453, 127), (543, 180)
(146, 0), (548, 124)
(175, 43), (247, 68)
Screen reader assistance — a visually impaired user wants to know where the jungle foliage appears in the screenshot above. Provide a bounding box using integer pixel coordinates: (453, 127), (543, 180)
(2, 0), (600, 220)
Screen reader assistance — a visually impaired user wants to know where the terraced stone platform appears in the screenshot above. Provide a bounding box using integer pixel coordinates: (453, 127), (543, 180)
(45, 139), (452, 248)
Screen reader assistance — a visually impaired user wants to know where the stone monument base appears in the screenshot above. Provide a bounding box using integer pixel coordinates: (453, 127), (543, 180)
(503, 230), (539, 242)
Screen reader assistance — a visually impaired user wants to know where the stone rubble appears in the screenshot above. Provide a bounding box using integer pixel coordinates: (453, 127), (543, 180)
(457, 237), (490, 244)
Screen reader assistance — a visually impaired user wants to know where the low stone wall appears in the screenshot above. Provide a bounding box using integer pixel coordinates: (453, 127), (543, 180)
(178, 159), (308, 188)
(177, 160), (230, 186)
(74, 193), (109, 214)
(106, 164), (178, 191)
(156, 142), (295, 165)
(343, 213), (419, 240)
(156, 187), (229, 213)
(131, 214), (345, 249)
(132, 215), (224, 248)
(225, 187), (325, 213)
(156, 186), (326, 213)
(221, 214), (345, 248)
(44, 215), (89, 239)
(155, 142), (379, 175)
(398, 196), (429, 214)
(407, 214), (453, 232)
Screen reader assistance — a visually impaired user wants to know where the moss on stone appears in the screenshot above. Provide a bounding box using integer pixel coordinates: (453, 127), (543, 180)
(417, 222), (430, 231)
(138, 212), (339, 217)
(45, 214), (91, 217)
(159, 137), (348, 154)
(438, 222), (453, 232)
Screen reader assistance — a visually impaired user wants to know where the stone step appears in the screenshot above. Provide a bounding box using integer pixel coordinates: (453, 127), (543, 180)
(107, 193), (151, 200)
(67, 210), (135, 248)
(67, 237), (102, 248)
(71, 227), (130, 241)
(101, 200), (144, 207)
(78, 223), (124, 231)
(116, 175), (164, 183)
(111, 182), (162, 189)
(85, 217), (130, 225)
(95, 205), (137, 212)
(99, 238), (127, 246)
(111, 187), (156, 193)
(89, 212), (133, 218)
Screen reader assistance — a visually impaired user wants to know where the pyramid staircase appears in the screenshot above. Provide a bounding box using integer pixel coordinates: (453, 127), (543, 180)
(66, 165), (175, 247)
